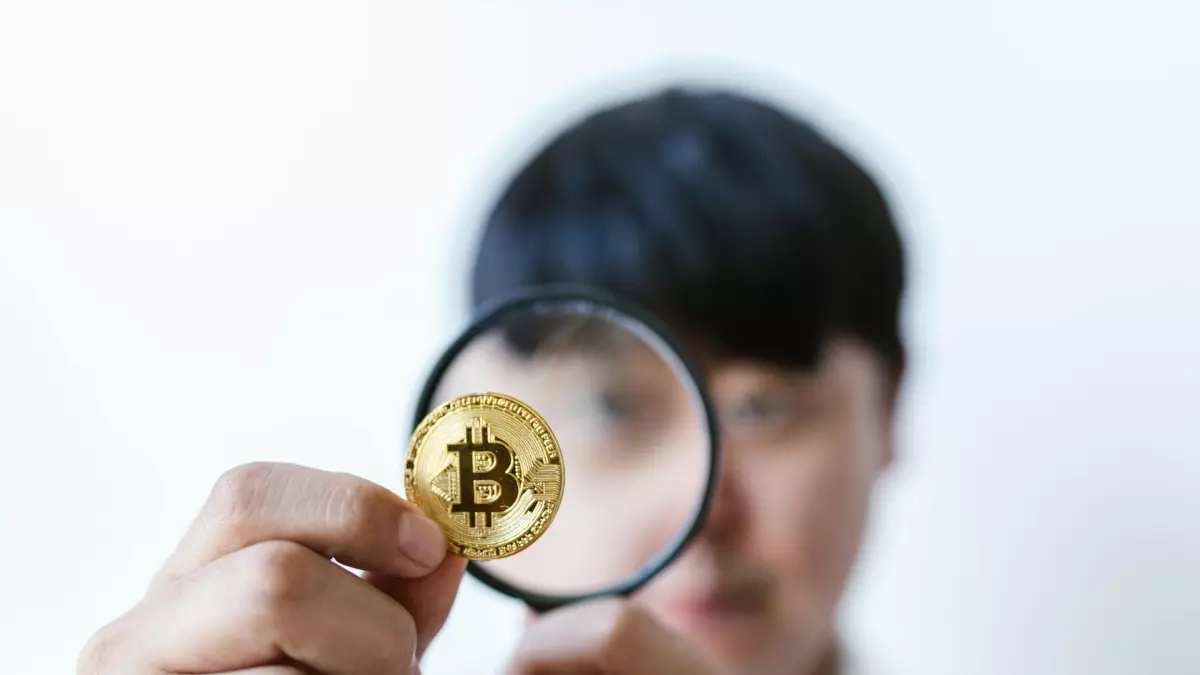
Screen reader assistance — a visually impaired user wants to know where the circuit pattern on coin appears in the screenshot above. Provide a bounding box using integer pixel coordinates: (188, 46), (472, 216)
(405, 392), (565, 560)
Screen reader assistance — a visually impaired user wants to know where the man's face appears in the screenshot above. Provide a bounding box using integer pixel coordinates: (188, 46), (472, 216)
(437, 327), (896, 674)
(636, 337), (896, 675)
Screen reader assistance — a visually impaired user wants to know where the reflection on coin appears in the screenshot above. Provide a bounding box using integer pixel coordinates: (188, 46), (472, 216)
(405, 392), (565, 560)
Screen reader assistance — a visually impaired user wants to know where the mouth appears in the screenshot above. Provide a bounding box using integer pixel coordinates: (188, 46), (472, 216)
(652, 572), (773, 630)
(664, 588), (764, 620)
(638, 548), (776, 636)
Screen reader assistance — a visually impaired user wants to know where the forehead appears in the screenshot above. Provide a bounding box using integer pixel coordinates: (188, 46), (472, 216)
(697, 338), (888, 395)
(533, 330), (889, 395)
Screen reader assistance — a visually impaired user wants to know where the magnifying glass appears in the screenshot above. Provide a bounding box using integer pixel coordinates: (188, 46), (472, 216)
(408, 286), (720, 612)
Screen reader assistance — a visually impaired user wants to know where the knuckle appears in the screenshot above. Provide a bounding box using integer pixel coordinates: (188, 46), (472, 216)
(375, 605), (418, 672)
(321, 474), (386, 539)
(208, 462), (282, 524)
(237, 540), (321, 608)
(76, 618), (126, 674)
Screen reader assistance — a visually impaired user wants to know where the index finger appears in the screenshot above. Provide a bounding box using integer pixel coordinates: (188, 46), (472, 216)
(155, 462), (448, 586)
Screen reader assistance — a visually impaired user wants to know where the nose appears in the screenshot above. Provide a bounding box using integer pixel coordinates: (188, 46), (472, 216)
(696, 436), (750, 546)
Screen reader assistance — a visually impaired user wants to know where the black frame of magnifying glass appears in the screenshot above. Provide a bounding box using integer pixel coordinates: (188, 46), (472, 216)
(410, 284), (721, 613)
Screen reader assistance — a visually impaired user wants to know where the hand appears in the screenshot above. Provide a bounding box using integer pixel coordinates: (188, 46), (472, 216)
(78, 462), (466, 675)
(506, 599), (726, 675)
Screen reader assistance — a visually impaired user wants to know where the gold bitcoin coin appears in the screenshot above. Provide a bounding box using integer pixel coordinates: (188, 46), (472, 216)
(405, 392), (565, 560)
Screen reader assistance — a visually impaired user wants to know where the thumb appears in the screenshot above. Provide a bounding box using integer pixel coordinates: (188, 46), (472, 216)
(364, 554), (468, 658)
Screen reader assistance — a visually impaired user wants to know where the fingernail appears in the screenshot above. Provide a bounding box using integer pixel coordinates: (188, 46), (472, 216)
(398, 513), (447, 570)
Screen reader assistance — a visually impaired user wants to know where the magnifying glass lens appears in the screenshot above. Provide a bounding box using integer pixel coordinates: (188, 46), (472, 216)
(426, 300), (711, 597)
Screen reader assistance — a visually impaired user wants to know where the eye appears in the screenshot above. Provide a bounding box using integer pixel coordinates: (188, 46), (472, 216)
(732, 393), (792, 423)
(597, 390), (649, 424)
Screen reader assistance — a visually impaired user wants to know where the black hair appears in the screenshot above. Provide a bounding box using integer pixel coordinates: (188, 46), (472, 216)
(470, 87), (906, 376)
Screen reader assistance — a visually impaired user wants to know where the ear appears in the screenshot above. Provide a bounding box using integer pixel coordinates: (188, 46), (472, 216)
(879, 408), (897, 471)
(879, 355), (906, 471)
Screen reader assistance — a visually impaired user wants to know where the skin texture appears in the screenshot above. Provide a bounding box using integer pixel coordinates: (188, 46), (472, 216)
(79, 338), (896, 675)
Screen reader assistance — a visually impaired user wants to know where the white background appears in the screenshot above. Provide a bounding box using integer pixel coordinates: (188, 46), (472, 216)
(2, 2), (1198, 674)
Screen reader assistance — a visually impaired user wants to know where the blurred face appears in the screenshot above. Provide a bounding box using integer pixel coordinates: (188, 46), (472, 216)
(436, 323), (896, 675)
(637, 337), (896, 675)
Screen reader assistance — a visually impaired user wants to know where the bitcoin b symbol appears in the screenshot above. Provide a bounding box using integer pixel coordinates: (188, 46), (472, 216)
(406, 393), (565, 559)
(446, 421), (519, 527)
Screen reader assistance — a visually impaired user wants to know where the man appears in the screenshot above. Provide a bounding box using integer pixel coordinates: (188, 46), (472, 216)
(80, 86), (906, 675)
